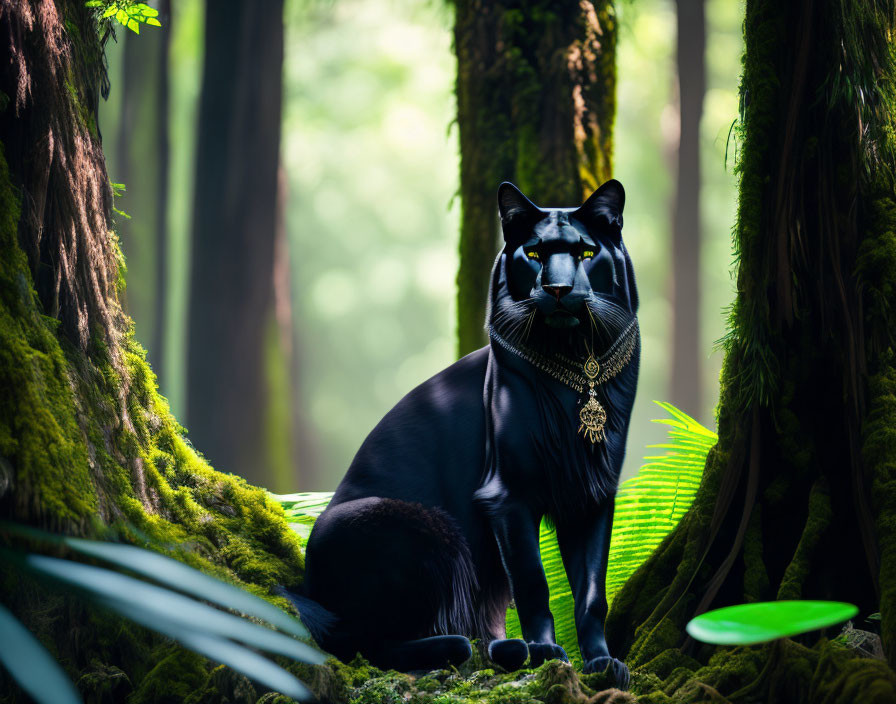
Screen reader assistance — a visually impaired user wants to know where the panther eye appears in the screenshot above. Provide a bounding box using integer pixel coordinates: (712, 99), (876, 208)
(580, 249), (595, 260)
(526, 250), (540, 260)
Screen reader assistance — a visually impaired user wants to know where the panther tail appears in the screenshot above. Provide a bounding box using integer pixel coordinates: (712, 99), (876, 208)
(275, 585), (340, 647)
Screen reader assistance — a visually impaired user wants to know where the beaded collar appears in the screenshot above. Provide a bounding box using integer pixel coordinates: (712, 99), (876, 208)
(487, 318), (639, 443)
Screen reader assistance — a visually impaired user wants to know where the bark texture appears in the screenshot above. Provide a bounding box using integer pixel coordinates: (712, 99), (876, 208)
(603, 0), (896, 699)
(453, 0), (617, 355)
(0, 2), (305, 699)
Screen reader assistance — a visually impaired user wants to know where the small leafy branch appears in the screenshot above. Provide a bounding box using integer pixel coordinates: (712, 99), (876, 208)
(85, 1), (162, 34)
(110, 182), (131, 220)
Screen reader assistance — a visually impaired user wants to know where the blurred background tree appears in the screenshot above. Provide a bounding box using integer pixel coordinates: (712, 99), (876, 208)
(98, 0), (742, 493)
(184, 0), (316, 490)
(114, 0), (171, 376)
(453, 0), (617, 356)
(670, 0), (705, 416)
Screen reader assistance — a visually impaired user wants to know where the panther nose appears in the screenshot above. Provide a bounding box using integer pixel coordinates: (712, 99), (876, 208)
(543, 284), (572, 300)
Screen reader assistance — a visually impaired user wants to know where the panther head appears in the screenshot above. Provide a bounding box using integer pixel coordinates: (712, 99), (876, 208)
(490, 180), (637, 354)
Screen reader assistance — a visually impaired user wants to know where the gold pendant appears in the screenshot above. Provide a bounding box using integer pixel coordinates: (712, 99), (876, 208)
(578, 354), (606, 444)
(578, 389), (607, 444)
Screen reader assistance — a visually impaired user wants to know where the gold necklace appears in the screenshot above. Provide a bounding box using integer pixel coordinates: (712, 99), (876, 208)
(487, 319), (639, 444)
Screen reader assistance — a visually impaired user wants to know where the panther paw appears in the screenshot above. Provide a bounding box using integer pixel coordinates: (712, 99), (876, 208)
(488, 638), (529, 671)
(583, 655), (630, 690)
(526, 642), (568, 668)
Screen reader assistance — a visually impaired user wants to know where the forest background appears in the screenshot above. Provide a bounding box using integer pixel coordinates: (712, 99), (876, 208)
(99, 0), (742, 494)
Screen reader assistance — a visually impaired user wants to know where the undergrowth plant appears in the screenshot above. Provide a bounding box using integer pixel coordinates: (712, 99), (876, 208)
(85, 0), (161, 35)
(0, 524), (324, 703)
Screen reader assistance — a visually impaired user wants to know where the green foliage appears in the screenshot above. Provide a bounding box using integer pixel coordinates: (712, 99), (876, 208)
(0, 525), (323, 702)
(109, 182), (131, 220)
(606, 401), (716, 603)
(85, 0), (162, 35)
(685, 601), (859, 646)
(275, 401), (715, 670)
(273, 492), (332, 544)
(0, 602), (81, 704)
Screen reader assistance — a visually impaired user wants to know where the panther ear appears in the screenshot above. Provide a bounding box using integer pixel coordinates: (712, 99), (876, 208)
(497, 182), (542, 245)
(573, 179), (625, 238)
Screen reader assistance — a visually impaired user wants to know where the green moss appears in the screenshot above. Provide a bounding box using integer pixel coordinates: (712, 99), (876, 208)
(858, 177), (896, 669)
(0, 145), (98, 528)
(182, 665), (258, 704)
(776, 477), (832, 601)
(742, 505), (769, 602)
(636, 649), (699, 682)
(129, 647), (209, 704)
(1, 94), (306, 701)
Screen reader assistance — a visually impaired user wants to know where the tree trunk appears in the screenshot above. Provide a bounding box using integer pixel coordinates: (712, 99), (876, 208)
(670, 0), (704, 418)
(453, 0), (617, 356)
(606, 0), (896, 698)
(115, 0), (171, 379)
(186, 0), (290, 488)
(0, 0), (304, 697)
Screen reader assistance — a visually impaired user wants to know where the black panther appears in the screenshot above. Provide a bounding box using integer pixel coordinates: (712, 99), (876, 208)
(284, 179), (638, 689)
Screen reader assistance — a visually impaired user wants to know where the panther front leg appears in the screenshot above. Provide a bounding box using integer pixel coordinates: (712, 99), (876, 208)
(556, 496), (630, 689)
(486, 497), (568, 670)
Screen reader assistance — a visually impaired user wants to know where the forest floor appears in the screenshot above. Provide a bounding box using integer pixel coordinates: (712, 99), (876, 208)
(281, 620), (887, 704)
(293, 646), (634, 704)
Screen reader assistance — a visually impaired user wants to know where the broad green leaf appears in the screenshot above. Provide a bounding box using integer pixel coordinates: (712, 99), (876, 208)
(62, 538), (309, 639)
(108, 601), (312, 701)
(146, 18), (161, 26)
(686, 601), (858, 645)
(102, 5), (117, 17)
(127, 18), (139, 33)
(16, 553), (325, 665)
(0, 603), (81, 704)
(0, 524), (308, 641)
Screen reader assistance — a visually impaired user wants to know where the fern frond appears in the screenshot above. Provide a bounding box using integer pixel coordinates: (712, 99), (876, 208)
(606, 401), (716, 604)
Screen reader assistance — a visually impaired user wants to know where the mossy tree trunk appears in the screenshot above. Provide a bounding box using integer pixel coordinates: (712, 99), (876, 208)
(0, 1), (305, 698)
(453, 0), (617, 356)
(606, 0), (896, 698)
(186, 0), (305, 490)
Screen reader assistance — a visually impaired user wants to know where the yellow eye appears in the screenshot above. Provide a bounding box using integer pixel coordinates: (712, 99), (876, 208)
(581, 249), (594, 259)
(526, 250), (540, 260)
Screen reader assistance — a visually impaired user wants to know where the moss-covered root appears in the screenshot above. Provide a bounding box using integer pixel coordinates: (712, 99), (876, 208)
(629, 639), (896, 704)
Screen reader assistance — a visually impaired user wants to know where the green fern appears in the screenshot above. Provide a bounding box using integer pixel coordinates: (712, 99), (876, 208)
(276, 400), (716, 667)
(606, 400), (716, 603)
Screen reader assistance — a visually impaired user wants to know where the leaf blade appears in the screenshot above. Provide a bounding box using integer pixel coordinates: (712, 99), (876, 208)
(0, 603), (82, 704)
